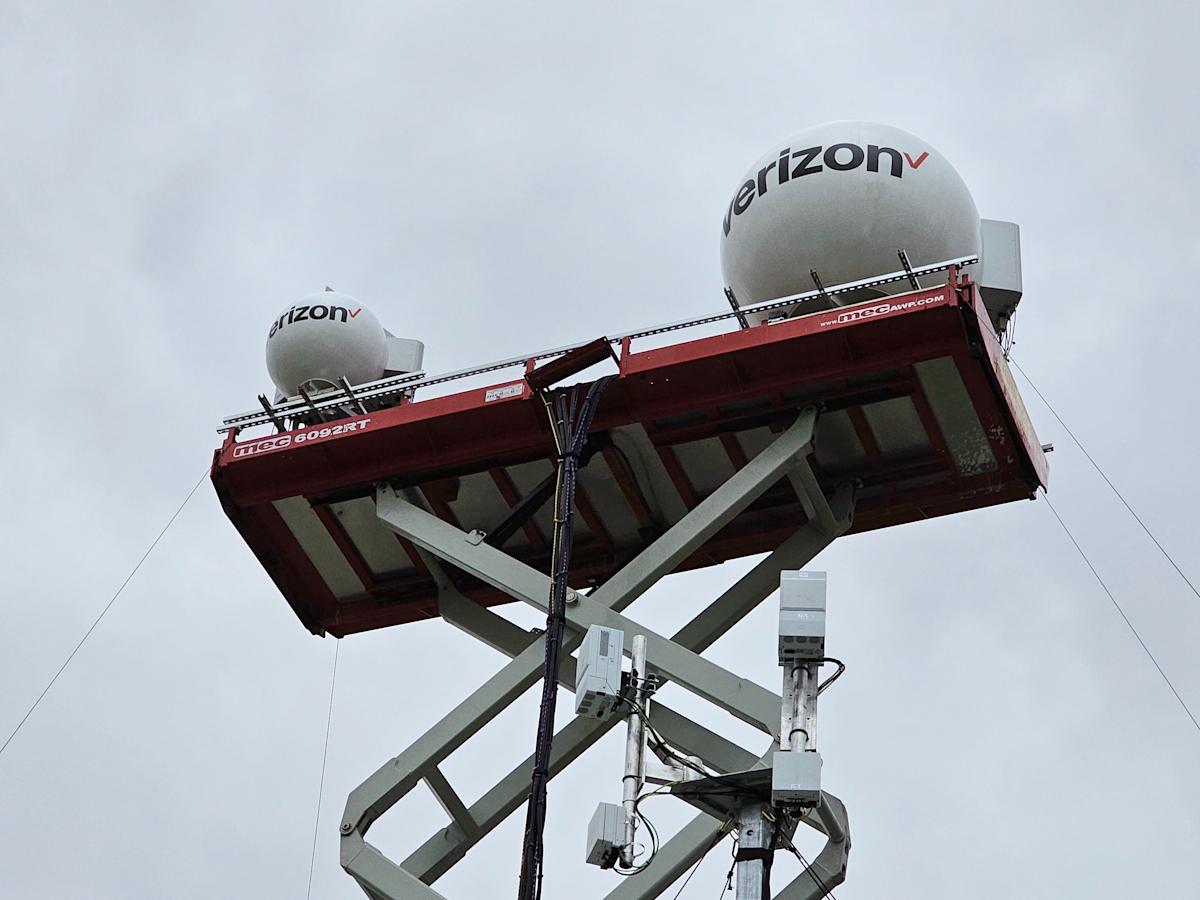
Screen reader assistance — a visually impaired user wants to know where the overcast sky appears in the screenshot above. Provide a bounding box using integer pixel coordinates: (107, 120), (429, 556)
(2, 2), (1198, 898)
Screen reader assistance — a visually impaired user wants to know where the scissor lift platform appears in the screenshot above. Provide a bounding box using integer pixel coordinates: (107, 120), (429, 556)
(212, 271), (1047, 637)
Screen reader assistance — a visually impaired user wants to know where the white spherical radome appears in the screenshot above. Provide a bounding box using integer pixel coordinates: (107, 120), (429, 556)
(720, 121), (980, 308)
(265, 292), (388, 397)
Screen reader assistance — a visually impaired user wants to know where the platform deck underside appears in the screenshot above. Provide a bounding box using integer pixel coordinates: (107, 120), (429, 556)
(212, 281), (1046, 636)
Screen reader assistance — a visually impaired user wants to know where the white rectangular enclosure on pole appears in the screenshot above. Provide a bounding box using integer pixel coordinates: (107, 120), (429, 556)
(778, 571), (827, 663)
(576, 625), (625, 719)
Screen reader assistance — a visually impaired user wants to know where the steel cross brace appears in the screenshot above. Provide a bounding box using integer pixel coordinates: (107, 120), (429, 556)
(340, 410), (854, 899)
(774, 793), (851, 900)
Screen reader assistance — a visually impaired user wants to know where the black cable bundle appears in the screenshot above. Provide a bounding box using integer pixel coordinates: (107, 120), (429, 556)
(516, 375), (615, 900)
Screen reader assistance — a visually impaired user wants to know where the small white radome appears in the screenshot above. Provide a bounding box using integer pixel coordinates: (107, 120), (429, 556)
(265, 291), (388, 398)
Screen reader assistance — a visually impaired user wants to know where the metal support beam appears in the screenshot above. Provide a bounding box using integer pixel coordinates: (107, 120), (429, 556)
(774, 795), (851, 900)
(380, 496), (785, 734)
(340, 410), (856, 899)
(397, 581), (765, 886)
(592, 409), (817, 613)
(786, 462), (843, 537)
(423, 768), (478, 841)
(605, 811), (727, 900)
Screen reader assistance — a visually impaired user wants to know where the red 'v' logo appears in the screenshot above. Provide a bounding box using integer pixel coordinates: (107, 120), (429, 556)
(349, 307), (363, 318)
(904, 151), (929, 170)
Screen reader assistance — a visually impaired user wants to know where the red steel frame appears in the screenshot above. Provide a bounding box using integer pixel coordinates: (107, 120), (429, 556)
(212, 272), (1048, 636)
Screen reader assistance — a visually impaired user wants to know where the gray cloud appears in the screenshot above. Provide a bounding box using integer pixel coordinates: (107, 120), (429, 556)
(1, 2), (1197, 898)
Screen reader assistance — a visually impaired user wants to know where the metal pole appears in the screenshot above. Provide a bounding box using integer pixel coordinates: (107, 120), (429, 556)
(780, 665), (795, 751)
(621, 635), (648, 867)
(800, 663), (818, 751)
(782, 663), (820, 752)
(734, 803), (771, 900)
(781, 665), (804, 752)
